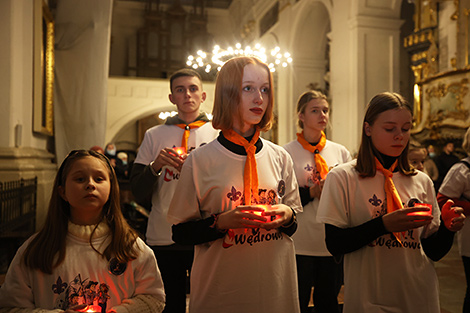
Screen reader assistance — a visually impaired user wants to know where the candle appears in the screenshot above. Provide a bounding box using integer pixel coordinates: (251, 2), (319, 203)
(173, 146), (186, 156)
(407, 203), (432, 217)
(75, 305), (101, 312)
(238, 204), (280, 222)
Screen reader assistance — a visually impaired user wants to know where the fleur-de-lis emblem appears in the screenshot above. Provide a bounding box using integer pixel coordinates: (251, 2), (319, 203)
(52, 276), (67, 294)
(227, 186), (242, 201)
(369, 194), (382, 207)
(304, 164), (314, 172)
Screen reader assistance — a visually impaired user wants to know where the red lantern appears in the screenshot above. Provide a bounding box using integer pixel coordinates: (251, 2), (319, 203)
(407, 203), (432, 217)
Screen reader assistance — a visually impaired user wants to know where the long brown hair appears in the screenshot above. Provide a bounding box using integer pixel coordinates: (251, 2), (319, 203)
(355, 92), (415, 177)
(211, 56), (274, 132)
(23, 150), (140, 274)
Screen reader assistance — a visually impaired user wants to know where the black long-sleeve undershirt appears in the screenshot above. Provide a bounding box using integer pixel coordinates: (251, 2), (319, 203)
(299, 186), (312, 206)
(325, 216), (455, 262)
(129, 163), (157, 205)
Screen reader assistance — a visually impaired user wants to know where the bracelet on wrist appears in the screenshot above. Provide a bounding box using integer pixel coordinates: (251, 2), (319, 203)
(281, 208), (297, 228)
(210, 213), (220, 228)
(210, 213), (227, 233)
(149, 161), (162, 177)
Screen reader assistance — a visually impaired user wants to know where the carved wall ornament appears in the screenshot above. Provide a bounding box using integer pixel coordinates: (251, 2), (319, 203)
(412, 69), (470, 140)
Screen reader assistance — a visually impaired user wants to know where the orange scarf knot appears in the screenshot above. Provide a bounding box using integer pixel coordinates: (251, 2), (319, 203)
(222, 128), (261, 205)
(296, 131), (329, 179)
(175, 120), (207, 152)
(375, 158), (404, 243)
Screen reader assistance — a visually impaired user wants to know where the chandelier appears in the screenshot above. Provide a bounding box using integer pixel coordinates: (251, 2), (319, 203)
(186, 43), (293, 73)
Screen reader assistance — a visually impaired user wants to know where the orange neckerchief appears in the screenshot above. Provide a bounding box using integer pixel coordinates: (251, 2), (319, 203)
(222, 128), (261, 205)
(375, 158), (404, 243)
(297, 131), (329, 179)
(175, 120), (207, 152)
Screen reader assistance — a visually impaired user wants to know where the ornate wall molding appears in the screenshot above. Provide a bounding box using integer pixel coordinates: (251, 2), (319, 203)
(412, 68), (470, 141)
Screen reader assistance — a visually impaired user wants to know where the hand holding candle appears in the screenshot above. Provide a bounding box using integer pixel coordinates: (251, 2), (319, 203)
(171, 146), (186, 158)
(153, 147), (187, 173)
(382, 200), (433, 233)
(261, 204), (293, 230)
(406, 203), (433, 217)
(216, 205), (267, 230)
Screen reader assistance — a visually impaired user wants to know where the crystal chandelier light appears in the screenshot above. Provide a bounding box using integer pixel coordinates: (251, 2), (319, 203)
(186, 43), (293, 73)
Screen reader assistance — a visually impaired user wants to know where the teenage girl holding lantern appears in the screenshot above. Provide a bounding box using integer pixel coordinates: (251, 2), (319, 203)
(167, 56), (302, 313)
(316, 92), (465, 313)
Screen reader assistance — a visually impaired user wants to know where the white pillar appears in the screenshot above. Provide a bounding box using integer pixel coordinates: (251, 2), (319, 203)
(330, 1), (403, 155)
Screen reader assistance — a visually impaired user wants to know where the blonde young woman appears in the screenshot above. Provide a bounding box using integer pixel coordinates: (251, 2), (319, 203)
(284, 90), (351, 313)
(167, 56), (302, 313)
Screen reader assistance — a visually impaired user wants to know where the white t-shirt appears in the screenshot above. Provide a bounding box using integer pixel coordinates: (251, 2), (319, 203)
(167, 138), (302, 313)
(0, 222), (165, 311)
(439, 157), (470, 257)
(134, 122), (218, 246)
(317, 160), (441, 313)
(283, 139), (351, 256)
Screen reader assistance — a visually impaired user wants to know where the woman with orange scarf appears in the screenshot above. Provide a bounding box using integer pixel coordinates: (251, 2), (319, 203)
(167, 56), (302, 313)
(284, 90), (351, 313)
(316, 92), (465, 313)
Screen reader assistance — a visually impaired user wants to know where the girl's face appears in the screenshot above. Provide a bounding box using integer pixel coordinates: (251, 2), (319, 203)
(408, 149), (426, 171)
(233, 63), (270, 136)
(365, 108), (412, 157)
(299, 98), (329, 133)
(59, 156), (111, 225)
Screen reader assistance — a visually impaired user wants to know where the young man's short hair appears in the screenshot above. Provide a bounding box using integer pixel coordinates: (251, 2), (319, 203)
(170, 68), (203, 91)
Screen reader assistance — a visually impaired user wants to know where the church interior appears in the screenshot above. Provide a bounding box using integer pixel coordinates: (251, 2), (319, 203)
(1, 0), (470, 311)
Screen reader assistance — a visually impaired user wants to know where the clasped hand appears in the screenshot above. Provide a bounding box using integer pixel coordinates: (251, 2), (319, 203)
(309, 179), (325, 199)
(215, 204), (293, 231)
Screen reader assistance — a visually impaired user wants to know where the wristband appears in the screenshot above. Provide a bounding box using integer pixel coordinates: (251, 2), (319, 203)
(282, 208), (297, 228)
(210, 213), (227, 233)
(149, 161), (162, 177)
(210, 213), (220, 228)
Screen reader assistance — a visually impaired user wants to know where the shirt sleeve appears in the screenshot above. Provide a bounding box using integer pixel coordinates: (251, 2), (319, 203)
(281, 152), (302, 213)
(131, 239), (166, 301)
(130, 130), (160, 204)
(439, 163), (470, 199)
(111, 294), (165, 313)
(317, 166), (350, 228)
(167, 154), (203, 225)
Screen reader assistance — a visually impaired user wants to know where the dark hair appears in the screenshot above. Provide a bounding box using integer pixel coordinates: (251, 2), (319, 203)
(355, 92), (415, 177)
(296, 90), (328, 129)
(22, 150), (140, 274)
(170, 68), (203, 92)
(211, 56), (274, 132)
